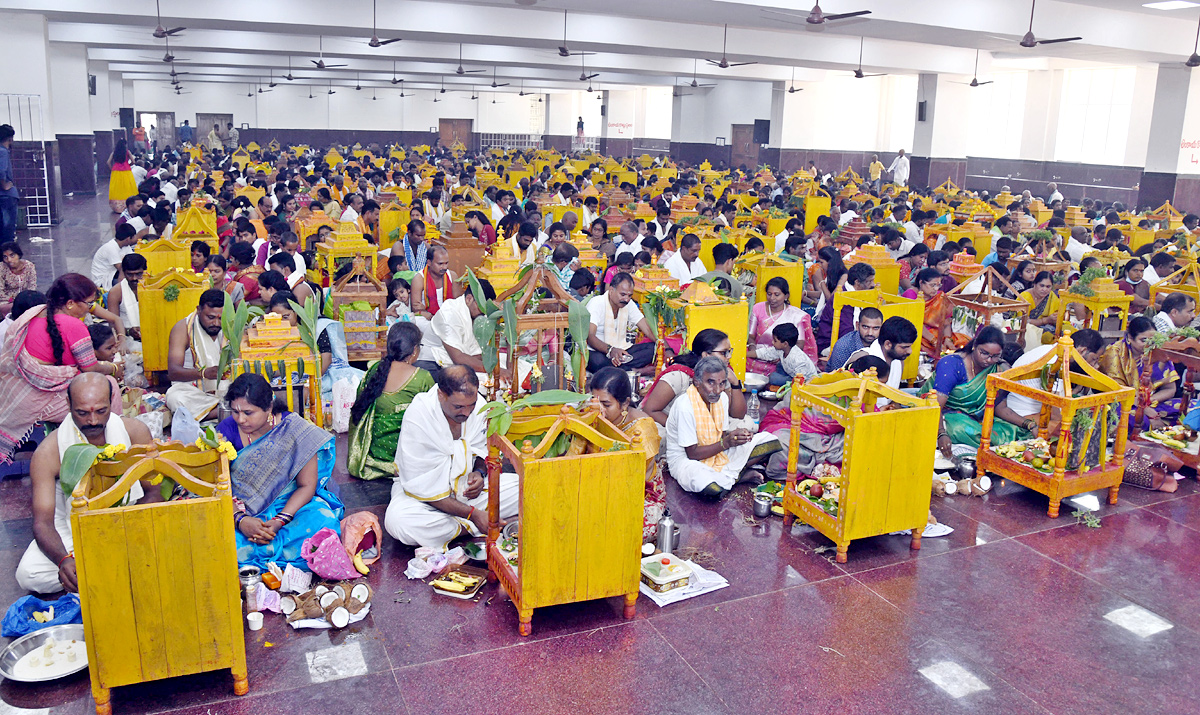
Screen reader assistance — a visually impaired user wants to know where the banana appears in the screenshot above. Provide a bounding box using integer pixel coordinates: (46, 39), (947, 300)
(352, 551), (370, 576)
(797, 479), (818, 492)
(1163, 438), (1187, 449)
(431, 578), (466, 592)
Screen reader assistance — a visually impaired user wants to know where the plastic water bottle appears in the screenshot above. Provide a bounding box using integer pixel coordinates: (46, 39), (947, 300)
(746, 389), (760, 428)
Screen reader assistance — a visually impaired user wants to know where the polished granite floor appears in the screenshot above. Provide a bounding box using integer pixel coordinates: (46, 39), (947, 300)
(2, 194), (1200, 715)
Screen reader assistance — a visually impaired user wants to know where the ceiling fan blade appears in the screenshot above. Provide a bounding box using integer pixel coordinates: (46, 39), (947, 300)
(378, 38), (402, 46)
(583, 73), (599, 80)
(976, 80), (994, 85)
(172, 58), (190, 62)
(788, 87), (804, 93)
(165, 26), (186, 35)
(1037, 36), (1082, 45)
(310, 60), (322, 66)
(726, 61), (757, 67)
(325, 63), (348, 68)
(823, 10), (871, 21)
(493, 82), (509, 87)
(703, 59), (723, 67)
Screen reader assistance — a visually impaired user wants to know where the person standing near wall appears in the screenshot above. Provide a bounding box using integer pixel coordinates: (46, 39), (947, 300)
(0, 125), (17, 243)
(178, 120), (194, 146)
(226, 123), (240, 151)
(577, 116), (584, 138)
(886, 149), (910, 188)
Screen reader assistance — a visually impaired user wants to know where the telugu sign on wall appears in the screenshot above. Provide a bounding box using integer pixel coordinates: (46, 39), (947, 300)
(608, 121), (633, 137)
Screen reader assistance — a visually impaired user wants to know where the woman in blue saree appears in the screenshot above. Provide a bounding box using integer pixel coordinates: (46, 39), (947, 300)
(217, 373), (344, 570)
(931, 325), (1031, 457)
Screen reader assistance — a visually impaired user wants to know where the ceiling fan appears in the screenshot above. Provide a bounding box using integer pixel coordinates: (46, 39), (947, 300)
(556, 10), (593, 57)
(954, 50), (994, 87)
(328, 81), (337, 95)
(285, 56), (300, 81)
(518, 80), (528, 96)
(706, 25), (755, 69)
(372, 89), (378, 101)
(267, 70), (278, 88)
(258, 84), (272, 94)
(803, 2), (870, 24)
(367, 0), (401, 47)
(455, 44), (485, 75)
(173, 87), (191, 95)
(1019, 0), (1081, 47)
(579, 54), (598, 82)
(355, 73), (363, 91)
(246, 85), (254, 98)
(489, 67), (509, 88)
(787, 67), (803, 93)
(390, 61), (403, 84)
(308, 87), (314, 99)
(682, 59), (715, 89)
(469, 87), (480, 100)
(152, 0), (185, 38)
(143, 36), (187, 63)
(439, 76), (449, 94)
(852, 37), (885, 79)
(312, 36), (348, 69)
(168, 63), (188, 78)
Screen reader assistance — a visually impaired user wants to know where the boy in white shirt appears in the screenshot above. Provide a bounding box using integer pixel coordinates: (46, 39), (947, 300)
(759, 323), (818, 386)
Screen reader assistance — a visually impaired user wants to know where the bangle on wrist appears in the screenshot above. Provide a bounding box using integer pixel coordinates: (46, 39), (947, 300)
(57, 552), (74, 567)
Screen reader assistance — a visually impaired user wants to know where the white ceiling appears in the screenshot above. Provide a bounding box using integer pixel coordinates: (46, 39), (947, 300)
(8, 0), (1200, 93)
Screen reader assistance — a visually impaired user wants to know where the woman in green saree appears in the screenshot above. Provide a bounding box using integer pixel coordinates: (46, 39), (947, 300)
(933, 326), (1032, 457)
(347, 322), (433, 480)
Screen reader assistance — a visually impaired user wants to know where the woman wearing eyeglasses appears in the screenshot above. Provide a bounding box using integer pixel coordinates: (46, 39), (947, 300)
(0, 274), (125, 463)
(932, 325), (1030, 458)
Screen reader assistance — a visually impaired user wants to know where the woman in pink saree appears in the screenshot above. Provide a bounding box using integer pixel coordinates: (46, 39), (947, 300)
(746, 277), (816, 375)
(0, 274), (123, 463)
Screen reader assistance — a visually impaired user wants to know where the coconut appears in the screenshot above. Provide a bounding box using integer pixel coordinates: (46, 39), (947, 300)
(301, 596), (324, 619)
(333, 583), (350, 601)
(344, 596), (367, 615)
(944, 480), (958, 495)
(350, 582), (373, 604)
(313, 584), (329, 597)
(326, 606), (350, 629)
(279, 595), (298, 616)
(932, 480), (948, 498)
(285, 608), (309, 623)
(955, 479), (974, 496)
(971, 475), (993, 496)
(321, 596), (344, 619)
(319, 591), (341, 609)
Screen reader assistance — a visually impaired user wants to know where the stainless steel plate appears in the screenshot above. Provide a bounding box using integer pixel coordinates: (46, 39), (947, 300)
(0, 624), (88, 682)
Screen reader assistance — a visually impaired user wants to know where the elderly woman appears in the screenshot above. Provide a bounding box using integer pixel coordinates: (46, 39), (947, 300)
(933, 326), (1031, 457)
(747, 277), (817, 375)
(1102, 315), (1179, 430)
(347, 323), (433, 481)
(0, 274), (125, 463)
(217, 373), (343, 570)
(590, 367), (667, 542)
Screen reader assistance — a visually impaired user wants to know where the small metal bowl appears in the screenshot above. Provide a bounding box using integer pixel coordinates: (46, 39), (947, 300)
(501, 521), (520, 541)
(0, 624), (88, 683)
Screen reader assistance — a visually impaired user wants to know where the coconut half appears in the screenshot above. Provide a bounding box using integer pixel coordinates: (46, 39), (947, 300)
(279, 595), (298, 615)
(319, 591), (341, 609)
(350, 583), (373, 604)
(326, 606), (350, 629)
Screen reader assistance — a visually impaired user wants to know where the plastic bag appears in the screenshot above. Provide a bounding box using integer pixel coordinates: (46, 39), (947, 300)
(2, 594), (83, 637)
(403, 546), (466, 580)
(134, 411), (164, 441)
(172, 403), (200, 445)
(331, 379), (356, 434)
(301, 527), (359, 580)
(340, 511), (383, 565)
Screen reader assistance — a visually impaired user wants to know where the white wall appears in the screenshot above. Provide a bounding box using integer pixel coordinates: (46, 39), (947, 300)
(0, 11), (54, 139)
(48, 42), (92, 135)
(672, 79), (773, 144)
(89, 61), (115, 131)
(546, 90), (602, 136)
(781, 74), (917, 153)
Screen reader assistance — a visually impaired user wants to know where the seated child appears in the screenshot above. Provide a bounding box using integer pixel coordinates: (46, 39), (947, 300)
(551, 243), (580, 289)
(603, 252), (635, 287)
(569, 268), (596, 302)
(759, 322), (819, 386)
(385, 277), (413, 326)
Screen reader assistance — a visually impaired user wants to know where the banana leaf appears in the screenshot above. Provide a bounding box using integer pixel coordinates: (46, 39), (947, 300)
(474, 315), (498, 375)
(296, 357), (306, 380)
(466, 267), (496, 316)
(501, 299), (519, 348)
(264, 362), (277, 381)
(642, 300), (659, 340)
(59, 444), (103, 496)
(567, 299), (591, 382)
(512, 389), (588, 409)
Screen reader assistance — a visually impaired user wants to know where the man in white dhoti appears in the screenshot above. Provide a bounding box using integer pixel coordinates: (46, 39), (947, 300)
(384, 366), (519, 550)
(105, 253), (148, 387)
(419, 279), (498, 375)
(665, 357), (781, 498)
(16, 374), (160, 593)
(165, 289), (229, 420)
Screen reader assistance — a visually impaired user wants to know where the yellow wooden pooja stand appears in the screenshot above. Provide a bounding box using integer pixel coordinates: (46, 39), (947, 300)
(943, 266), (1030, 348)
(977, 337), (1134, 517)
(135, 237), (191, 276)
(173, 205), (218, 245)
(1056, 275), (1132, 334)
(232, 314), (325, 426)
(377, 202), (407, 251)
(733, 251), (806, 304)
(1148, 257), (1200, 306)
(139, 270), (209, 373)
(830, 289), (924, 380)
(781, 371), (940, 563)
(327, 257), (387, 362)
(71, 441), (247, 715)
(437, 220), (487, 278)
(653, 282), (749, 379)
(486, 404), (644, 636)
(846, 244), (900, 295)
(312, 221), (377, 287)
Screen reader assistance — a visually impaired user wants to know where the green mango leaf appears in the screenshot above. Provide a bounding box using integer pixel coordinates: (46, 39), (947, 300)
(466, 267), (487, 314)
(546, 431), (571, 458)
(217, 345), (232, 385)
(60, 444), (103, 496)
(278, 359), (287, 380)
(642, 300), (659, 340)
(497, 410), (513, 436)
(296, 357), (307, 380)
(480, 401), (508, 418)
(473, 316), (498, 375)
(514, 389), (588, 407)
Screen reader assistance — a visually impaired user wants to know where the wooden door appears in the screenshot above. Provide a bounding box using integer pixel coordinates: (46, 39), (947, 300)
(439, 118), (473, 150)
(155, 112), (176, 149)
(195, 113), (233, 146)
(730, 124), (759, 172)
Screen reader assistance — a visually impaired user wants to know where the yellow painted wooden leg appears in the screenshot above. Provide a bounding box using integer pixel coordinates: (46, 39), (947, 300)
(1048, 497), (1061, 518)
(233, 668), (249, 696)
(92, 684), (111, 715)
(518, 608), (534, 636)
(836, 542), (848, 564)
(623, 592), (637, 620)
(782, 511), (794, 529)
(1108, 484), (1120, 506)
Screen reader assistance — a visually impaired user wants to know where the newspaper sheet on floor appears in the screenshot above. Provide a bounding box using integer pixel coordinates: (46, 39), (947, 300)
(639, 560), (729, 607)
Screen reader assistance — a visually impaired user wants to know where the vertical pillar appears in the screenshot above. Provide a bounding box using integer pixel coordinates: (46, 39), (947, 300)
(1145, 65), (1196, 208)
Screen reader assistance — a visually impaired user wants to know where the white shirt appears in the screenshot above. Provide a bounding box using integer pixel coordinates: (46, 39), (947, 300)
(491, 203), (507, 224)
(1048, 190), (1063, 204)
(903, 221), (923, 246)
(839, 211), (857, 226)
(1064, 236), (1093, 264)
(1146, 265), (1162, 285)
(886, 155), (910, 185)
(613, 237), (644, 259)
(1006, 345), (1056, 417)
(774, 229), (790, 254)
(653, 220), (674, 238)
(91, 240), (132, 289)
(587, 295), (644, 347)
(340, 205), (360, 223)
(665, 391), (728, 469)
(1154, 313), (1177, 334)
(161, 182), (178, 203)
(663, 252), (707, 285)
(131, 165), (147, 184)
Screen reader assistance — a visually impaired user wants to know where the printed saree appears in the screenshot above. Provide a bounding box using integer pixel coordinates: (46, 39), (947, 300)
(936, 354), (1029, 448)
(347, 365), (433, 481)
